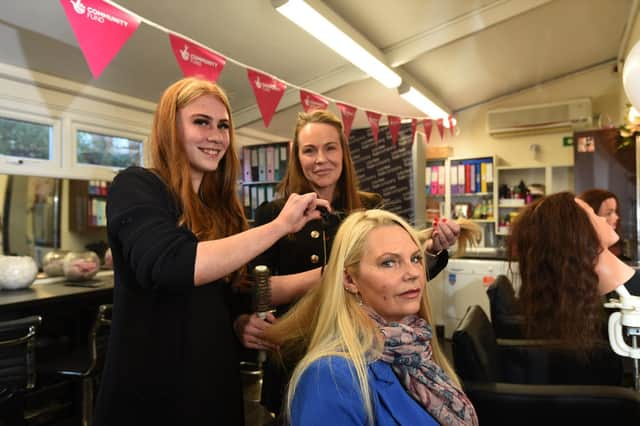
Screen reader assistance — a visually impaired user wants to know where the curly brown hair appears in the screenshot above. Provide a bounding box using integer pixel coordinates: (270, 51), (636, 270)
(508, 192), (604, 350)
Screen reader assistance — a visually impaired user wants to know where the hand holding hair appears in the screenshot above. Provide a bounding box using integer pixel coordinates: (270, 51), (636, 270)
(428, 218), (461, 253)
(234, 312), (278, 351)
(419, 218), (481, 257)
(275, 192), (330, 234)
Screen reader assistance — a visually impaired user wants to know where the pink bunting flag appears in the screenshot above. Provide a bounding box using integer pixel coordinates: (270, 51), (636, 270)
(59, 0), (140, 79)
(366, 111), (382, 145)
(169, 34), (226, 82)
(300, 90), (329, 112)
(410, 118), (418, 145)
(388, 115), (402, 146)
(448, 115), (456, 136)
(422, 119), (433, 143)
(436, 118), (445, 140)
(336, 102), (357, 141)
(247, 69), (287, 128)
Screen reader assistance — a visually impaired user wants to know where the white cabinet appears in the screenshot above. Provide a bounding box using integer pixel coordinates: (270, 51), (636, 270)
(425, 157), (574, 240)
(442, 258), (520, 338)
(425, 155), (496, 223)
(495, 164), (573, 235)
(448, 156), (495, 223)
(425, 159), (446, 224)
(425, 155), (497, 247)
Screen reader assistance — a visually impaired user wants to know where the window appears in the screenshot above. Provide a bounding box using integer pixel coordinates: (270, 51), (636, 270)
(0, 116), (53, 160)
(76, 130), (144, 168)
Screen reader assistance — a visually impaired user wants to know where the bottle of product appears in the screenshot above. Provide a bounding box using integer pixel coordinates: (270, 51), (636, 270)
(484, 199), (491, 219)
(518, 180), (528, 199)
(486, 199), (494, 220)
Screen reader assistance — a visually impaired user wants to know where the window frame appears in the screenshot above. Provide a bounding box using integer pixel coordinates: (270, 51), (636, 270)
(69, 121), (148, 181)
(0, 107), (62, 174)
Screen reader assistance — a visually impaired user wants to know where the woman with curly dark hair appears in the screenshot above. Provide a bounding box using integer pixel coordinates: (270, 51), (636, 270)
(578, 188), (628, 260)
(508, 191), (640, 350)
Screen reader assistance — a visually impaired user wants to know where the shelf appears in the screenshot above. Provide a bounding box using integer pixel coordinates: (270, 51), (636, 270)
(452, 192), (493, 197)
(69, 179), (109, 231)
(241, 141), (290, 221)
(498, 198), (525, 208)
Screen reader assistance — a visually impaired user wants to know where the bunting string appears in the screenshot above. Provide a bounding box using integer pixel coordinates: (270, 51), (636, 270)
(62, 0), (455, 141)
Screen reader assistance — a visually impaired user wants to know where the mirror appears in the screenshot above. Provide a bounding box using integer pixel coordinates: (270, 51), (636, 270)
(1, 174), (61, 265)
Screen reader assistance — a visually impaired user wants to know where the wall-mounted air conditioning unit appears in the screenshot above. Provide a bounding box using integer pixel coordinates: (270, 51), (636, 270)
(487, 98), (592, 137)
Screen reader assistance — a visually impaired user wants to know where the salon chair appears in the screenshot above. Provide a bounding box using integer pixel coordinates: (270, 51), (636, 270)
(40, 304), (112, 426)
(485, 276), (624, 385)
(0, 315), (41, 426)
(486, 274), (524, 339)
(453, 305), (639, 424)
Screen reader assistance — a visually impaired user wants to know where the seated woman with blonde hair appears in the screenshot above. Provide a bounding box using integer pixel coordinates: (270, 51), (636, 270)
(264, 209), (478, 425)
(509, 191), (640, 351)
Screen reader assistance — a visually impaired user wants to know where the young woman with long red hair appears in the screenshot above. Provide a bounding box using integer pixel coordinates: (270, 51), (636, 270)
(93, 77), (327, 426)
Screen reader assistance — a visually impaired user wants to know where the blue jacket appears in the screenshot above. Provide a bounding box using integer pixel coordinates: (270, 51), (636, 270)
(291, 356), (438, 425)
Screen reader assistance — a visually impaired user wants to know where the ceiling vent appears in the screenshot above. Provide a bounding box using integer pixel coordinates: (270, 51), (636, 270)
(487, 98), (592, 137)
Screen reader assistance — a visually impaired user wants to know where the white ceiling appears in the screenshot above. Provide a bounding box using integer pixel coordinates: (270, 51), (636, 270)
(0, 0), (636, 140)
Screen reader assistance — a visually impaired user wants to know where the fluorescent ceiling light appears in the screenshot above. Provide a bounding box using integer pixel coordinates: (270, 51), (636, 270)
(273, 0), (401, 88)
(399, 85), (449, 120)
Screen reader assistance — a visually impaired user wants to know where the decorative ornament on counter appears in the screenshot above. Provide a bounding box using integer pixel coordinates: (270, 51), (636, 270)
(63, 251), (100, 282)
(0, 255), (38, 290)
(103, 248), (113, 270)
(43, 249), (70, 277)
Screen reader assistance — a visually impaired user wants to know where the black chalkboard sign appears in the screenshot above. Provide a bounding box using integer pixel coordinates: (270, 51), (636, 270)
(349, 123), (416, 224)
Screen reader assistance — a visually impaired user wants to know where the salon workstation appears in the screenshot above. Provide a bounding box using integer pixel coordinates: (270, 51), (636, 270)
(3, 1), (640, 425)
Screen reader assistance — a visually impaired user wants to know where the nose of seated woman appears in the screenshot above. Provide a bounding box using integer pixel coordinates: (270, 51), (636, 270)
(344, 224), (425, 322)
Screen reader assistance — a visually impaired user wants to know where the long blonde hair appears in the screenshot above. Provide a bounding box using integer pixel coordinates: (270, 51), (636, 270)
(264, 209), (460, 425)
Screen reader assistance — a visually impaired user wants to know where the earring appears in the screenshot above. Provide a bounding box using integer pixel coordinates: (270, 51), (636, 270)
(344, 286), (362, 305)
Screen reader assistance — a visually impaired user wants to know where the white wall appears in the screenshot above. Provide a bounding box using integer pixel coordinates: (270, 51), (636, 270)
(0, 64), (156, 254)
(620, 10), (640, 119)
(423, 63), (623, 329)
(0, 63), (287, 256)
(0, 58), (628, 258)
(440, 62), (621, 168)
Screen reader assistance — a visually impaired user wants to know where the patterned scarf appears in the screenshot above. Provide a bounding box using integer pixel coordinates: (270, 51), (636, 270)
(367, 309), (478, 426)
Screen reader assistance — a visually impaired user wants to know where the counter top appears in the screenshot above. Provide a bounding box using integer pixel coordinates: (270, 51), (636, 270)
(0, 271), (113, 308)
(458, 248), (510, 261)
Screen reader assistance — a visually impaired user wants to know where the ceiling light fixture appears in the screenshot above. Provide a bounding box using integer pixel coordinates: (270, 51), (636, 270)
(272, 0), (402, 89)
(398, 82), (450, 121)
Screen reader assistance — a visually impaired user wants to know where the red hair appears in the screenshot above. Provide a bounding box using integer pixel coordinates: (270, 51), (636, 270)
(149, 77), (247, 281)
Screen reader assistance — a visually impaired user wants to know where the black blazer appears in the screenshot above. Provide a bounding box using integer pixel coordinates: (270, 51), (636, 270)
(94, 167), (243, 426)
